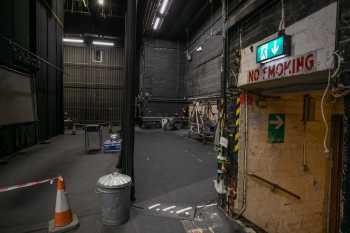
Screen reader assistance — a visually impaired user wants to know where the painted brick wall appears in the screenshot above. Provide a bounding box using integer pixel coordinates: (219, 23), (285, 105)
(236, 91), (343, 233)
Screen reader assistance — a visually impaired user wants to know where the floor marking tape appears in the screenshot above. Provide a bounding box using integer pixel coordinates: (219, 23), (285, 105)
(162, 205), (176, 212)
(148, 203), (161, 210)
(0, 177), (57, 193)
(196, 203), (217, 208)
(176, 207), (193, 214)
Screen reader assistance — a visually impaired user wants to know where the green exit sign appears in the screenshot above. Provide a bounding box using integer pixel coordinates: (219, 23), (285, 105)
(256, 35), (291, 63)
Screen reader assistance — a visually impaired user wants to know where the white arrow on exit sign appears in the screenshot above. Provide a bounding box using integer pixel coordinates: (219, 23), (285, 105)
(269, 115), (284, 129)
(271, 40), (279, 55)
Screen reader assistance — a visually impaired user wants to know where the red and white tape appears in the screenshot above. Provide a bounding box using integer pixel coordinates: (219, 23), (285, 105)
(0, 177), (58, 193)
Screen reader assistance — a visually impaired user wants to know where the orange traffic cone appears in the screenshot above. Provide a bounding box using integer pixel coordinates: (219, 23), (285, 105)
(49, 176), (79, 233)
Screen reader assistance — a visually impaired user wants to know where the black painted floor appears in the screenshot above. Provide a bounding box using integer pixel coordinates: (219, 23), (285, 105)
(0, 128), (242, 233)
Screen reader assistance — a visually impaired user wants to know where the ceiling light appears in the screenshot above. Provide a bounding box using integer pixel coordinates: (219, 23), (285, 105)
(153, 17), (161, 30)
(260, 54), (287, 64)
(63, 38), (84, 43)
(160, 0), (169, 14)
(98, 0), (104, 6)
(92, 40), (114, 46)
(196, 46), (203, 52)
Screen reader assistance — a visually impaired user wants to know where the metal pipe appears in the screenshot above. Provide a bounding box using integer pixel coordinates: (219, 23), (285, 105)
(237, 91), (248, 217)
(0, 34), (64, 73)
(188, 93), (221, 101)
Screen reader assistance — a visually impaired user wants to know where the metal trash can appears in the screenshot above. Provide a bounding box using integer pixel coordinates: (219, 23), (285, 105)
(96, 172), (131, 226)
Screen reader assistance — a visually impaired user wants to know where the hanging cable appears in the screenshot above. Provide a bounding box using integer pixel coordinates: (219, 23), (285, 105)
(278, 0), (285, 31)
(320, 51), (342, 154)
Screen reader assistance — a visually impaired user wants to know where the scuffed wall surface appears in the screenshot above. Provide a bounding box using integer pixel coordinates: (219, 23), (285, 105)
(237, 91), (343, 233)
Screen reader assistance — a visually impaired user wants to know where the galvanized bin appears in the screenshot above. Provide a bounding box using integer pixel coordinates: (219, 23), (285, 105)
(96, 172), (131, 226)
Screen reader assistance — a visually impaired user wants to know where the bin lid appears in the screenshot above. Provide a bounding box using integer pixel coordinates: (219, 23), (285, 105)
(97, 172), (131, 189)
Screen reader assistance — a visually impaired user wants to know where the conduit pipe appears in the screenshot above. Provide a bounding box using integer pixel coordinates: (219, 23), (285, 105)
(237, 91), (248, 217)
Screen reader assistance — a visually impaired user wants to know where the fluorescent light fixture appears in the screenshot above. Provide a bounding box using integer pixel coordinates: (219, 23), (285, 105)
(63, 38), (84, 43)
(92, 40), (114, 46)
(98, 0), (104, 5)
(159, 0), (169, 14)
(260, 54), (287, 64)
(153, 17), (161, 30)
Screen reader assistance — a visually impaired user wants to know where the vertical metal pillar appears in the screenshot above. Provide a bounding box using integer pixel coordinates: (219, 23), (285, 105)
(342, 73), (350, 232)
(121, 0), (137, 201)
(342, 71), (350, 232)
(339, 0), (350, 231)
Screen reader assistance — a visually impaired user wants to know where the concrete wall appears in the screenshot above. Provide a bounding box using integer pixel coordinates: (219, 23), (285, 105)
(184, 9), (223, 98)
(236, 91), (343, 233)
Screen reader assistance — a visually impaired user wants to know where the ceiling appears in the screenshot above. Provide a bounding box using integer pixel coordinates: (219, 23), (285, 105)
(142, 0), (222, 41)
(64, 0), (126, 38)
(64, 0), (221, 41)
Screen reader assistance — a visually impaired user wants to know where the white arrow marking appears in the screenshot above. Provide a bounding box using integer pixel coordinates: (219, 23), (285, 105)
(271, 41), (279, 55)
(270, 115), (284, 129)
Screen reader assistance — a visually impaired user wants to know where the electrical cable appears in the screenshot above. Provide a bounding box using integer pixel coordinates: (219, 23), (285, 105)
(320, 51), (342, 154)
(321, 69), (331, 154)
(278, 0), (285, 31)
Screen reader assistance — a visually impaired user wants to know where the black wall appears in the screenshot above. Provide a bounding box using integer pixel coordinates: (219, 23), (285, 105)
(139, 39), (186, 117)
(37, 0), (64, 140)
(64, 45), (125, 124)
(184, 9), (223, 98)
(140, 39), (184, 98)
(0, 0), (64, 157)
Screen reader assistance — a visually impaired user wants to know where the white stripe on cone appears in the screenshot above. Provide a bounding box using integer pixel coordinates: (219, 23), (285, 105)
(55, 190), (70, 213)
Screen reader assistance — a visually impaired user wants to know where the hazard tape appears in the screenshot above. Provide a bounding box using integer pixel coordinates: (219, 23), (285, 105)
(0, 177), (58, 193)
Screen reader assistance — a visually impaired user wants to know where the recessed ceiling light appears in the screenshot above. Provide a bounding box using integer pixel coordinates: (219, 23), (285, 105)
(92, 40), (114, 46)
(153, 17), (161, 30)
(63, 38), (84, 43)
(98, 0), (104, 6)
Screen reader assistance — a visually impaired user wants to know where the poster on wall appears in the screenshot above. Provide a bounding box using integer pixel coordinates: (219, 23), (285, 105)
(268, 113), (285, 143)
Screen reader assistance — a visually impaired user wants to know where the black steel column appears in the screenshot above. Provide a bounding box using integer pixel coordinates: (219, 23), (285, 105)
(121, 0), (137, 201)
(342, 85), (350, 232)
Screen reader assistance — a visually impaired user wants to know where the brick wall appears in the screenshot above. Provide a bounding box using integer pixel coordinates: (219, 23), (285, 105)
(236, 91), (343, 233)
